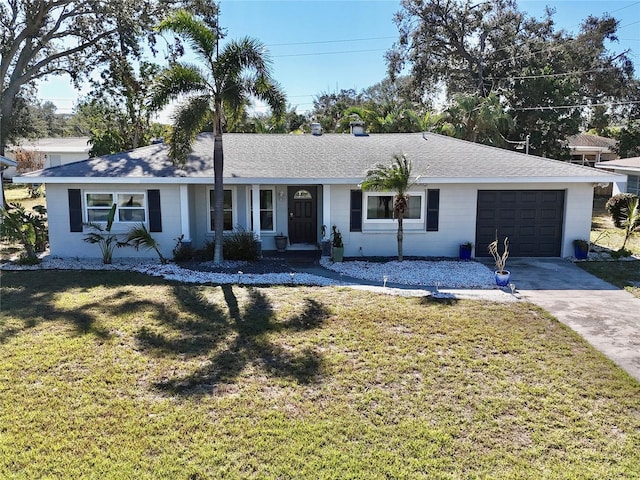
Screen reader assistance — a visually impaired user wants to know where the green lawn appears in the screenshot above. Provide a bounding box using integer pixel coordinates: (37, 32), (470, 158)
(582, 197), (640, 298)
(1, 271), (639, 479)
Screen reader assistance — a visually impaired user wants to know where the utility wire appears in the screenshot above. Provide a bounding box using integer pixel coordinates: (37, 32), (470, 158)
(511, 100), (640, 111)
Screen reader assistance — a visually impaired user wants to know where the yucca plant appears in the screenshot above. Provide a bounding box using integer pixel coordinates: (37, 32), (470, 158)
(124, 223), (167, 264)
(83, 204), (119, 264)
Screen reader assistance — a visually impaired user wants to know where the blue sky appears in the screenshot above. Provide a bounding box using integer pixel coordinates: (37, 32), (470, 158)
(37, 0), (640, 118)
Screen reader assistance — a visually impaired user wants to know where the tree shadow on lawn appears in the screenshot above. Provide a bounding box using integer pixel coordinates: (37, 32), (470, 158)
(0, 271), (141, 342)
(140, 284), (331, 396)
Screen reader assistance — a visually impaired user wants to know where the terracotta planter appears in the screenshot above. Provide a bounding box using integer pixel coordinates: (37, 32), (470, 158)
(275, 235), (288, 252)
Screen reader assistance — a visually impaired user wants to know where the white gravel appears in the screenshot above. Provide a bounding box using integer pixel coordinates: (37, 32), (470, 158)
(320, 257), (496, 288)
(1, 255), (512, 300)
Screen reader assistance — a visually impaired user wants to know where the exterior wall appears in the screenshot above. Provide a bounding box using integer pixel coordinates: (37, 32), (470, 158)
(46, 183), (182, 260)
(330, 182), (593, 259)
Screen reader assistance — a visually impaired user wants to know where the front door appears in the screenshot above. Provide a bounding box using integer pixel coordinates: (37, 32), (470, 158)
(288, 186), (317, 244)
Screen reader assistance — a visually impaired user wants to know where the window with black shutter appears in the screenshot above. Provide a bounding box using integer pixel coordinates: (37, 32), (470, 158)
(68, 189), (83, 232)
(350, 190), (362, 232)
(426, 189), (440, 232)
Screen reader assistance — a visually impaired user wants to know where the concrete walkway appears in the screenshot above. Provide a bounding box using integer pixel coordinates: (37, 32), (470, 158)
(506, 258), (640, 382)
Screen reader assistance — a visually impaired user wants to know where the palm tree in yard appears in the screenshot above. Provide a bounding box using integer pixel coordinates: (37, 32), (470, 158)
(361, 154), (415, 261)
(150, 10), (285, 264)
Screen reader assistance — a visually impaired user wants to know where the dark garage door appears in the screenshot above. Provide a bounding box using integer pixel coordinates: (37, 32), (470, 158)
(476, 190), (565, 257)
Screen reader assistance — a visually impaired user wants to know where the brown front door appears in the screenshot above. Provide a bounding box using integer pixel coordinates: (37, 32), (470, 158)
(288, 186), (317, 244)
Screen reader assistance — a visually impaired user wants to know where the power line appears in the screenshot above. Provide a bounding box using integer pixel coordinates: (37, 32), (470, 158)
(511, 100), (640, 111)
(487, 68), (617, 81)
(267, 36), (396, 47)
(272, 48), (385, 58)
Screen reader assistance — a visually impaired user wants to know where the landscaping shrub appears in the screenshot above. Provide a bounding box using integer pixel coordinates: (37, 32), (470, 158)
(223, 230), (260, 261)
(172, 235), (194, 262)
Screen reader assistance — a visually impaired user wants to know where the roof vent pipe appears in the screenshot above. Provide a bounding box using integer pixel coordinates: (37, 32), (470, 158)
(350, 121), (368, 137)
(310, 122), (323, 136)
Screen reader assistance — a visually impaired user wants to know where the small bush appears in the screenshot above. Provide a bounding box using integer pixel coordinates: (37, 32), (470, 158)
(172, 235), (194, 262)
(611, 248), (632, 259)
(223, 231), (260, 261)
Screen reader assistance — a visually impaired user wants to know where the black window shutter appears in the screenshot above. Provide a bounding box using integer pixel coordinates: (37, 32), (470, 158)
(148, 189), (162, 232)
(426, 189), (440, 232)
(350, 190), (363, 232)
(68, 189), (83, 232)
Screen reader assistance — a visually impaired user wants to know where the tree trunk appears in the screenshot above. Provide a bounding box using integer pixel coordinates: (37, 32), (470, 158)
(397, 213), (404, 262)
(212, 98), (224, 264)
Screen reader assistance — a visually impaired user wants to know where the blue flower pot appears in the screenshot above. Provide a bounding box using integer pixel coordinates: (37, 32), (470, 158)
(495, 270), (511, 287)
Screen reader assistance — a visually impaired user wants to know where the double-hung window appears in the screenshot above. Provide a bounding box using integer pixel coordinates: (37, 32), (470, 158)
(85, 192), (146, 223)
(249, 188), (275, 232)
(364, 192), (424, 223)
(209, 189), (234, 231)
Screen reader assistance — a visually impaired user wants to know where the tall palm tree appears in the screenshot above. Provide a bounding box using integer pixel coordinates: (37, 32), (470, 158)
(361, 154), (414, 261)
(150, 10), (285, 264)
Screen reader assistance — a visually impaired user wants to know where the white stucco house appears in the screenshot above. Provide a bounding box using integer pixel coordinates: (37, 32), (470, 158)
(13, 132), (622, 260)
(595, 157), (640, 196)
(4, 137), (91, 179)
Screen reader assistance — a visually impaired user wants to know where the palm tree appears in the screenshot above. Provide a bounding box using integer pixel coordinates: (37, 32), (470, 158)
(150, 10), (285, 263)
(361, 154), (414, 261)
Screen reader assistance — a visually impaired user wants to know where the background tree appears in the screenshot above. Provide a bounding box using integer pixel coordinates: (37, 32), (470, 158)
(361, 154), (414, 261)
(386, 0), (637, 158)
(0, 0), (218, 155)
(150, 10), (285, 264)
(437, 92), (513, 146)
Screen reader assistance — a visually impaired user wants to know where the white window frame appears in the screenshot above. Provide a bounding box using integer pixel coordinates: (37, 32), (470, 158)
(627, 175), (639, 196)
(363, 191), (425, 224)
(84, 191), (147, 226)
(208, 187), (236, 232)
(247, 186), (276, 233)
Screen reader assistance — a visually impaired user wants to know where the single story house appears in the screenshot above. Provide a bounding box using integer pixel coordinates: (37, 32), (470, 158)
(595, 157), (640, 196)
(13, 132), (623, 260)
(4, 137), (91, 179)
(566, 133), (618, 167)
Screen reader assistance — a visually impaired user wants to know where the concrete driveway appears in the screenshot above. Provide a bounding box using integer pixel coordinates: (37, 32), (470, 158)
(506, 258), (640, 383)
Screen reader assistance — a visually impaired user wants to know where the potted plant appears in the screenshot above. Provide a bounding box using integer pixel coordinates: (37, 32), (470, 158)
(320, 225), (331, 256)
(331, 225), (344, 262)
(572, 239), (589, 260)
(488, 236), (510, 287)
(274, 232), (288, 252)
(459, 241), (473, 260)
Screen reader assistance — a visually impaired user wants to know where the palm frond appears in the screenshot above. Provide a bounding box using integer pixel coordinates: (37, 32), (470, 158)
(249, 76), (286, 120)
(218, 37), (271, 78)
(361, 154), (413, 195)
(169, 95), (212, 165)
(149, 63), (209, 112)
(156, 10), (217, 59)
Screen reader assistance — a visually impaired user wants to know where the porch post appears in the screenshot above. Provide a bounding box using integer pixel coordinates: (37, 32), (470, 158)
(180, 185), (191, 242)
(322, 184), (331, 233)
(251, 184), (261, 240)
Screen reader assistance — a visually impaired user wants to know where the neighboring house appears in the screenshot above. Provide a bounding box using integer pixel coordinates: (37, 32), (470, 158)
(567, 133), (618, 167)
(1, 155), (18, 208)
(4, 137), (91, 178)
(13, 132), (622, 260)
(595, 157), (640, 196)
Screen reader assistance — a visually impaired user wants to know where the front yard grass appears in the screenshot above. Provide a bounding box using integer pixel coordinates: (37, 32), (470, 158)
(2, 271), (639, 478)
(581, 197), (640, 298)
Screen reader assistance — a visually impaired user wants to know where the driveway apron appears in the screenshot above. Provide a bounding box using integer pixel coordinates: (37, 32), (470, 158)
(507, 258), (640, 382)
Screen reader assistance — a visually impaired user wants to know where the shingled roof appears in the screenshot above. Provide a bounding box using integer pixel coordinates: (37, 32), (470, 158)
(17, 132), (619, 184)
